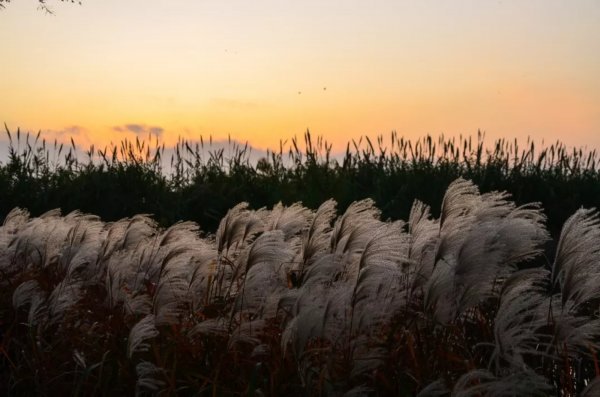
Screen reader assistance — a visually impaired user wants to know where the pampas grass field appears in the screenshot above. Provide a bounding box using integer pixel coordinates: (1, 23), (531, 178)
(3, 128), (600, 396)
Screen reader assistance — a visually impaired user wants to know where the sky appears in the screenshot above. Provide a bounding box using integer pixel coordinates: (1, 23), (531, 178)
(1, 0), (599, 157)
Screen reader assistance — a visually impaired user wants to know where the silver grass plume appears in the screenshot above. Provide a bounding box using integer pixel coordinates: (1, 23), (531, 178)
(433, 179), (480, 269)
(330, 198), (381, 255)
(352, 221), (410, 332)
(189, 247), (219, 312)
(416, 379), (449, 397)
(94, 218), (134, 272)
(48, 277), (84, 324)
(492, 268), (549, 370)
(438, 178), (480, 230)
(233, 229), (291, 278)
(2, 207), (30, 234)
(52, 212), (106, 288)
(153, 272), (190, 325)
(264, 201), (312, 240)
(232, 230), (293, 318)
(540, 297), (600, 358)
(124, 293), (153, 316)
(552, 208), (600, 308)
(12, 279), (42, 310)
(298, 199), (337, 279)
(452, 368), (551, 397)
(300, 252), (350, 287)
(158, 221), (200, 247)
(73, 350), (86, 368)
(424, 184), (548, 324)
(581, 377), (600, 397)
(408, 200), (439, 293)
(121, 215), (157, 251)
(128, 314), (159, 358)
(189, 319), (229, 338)
(135, 361), (166, 395)
(216, 202), (263, 255)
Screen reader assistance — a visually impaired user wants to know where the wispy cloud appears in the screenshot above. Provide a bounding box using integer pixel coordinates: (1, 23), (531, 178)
(113, 124), (164, 137)
(48, 125), (89, 138)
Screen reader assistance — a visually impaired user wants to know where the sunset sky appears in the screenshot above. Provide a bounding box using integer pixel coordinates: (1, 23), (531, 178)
(1, 0), (599, 155)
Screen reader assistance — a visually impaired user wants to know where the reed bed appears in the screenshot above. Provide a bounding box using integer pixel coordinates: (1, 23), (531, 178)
(2, 125), (600, 244)
(2, 179), (600, 396)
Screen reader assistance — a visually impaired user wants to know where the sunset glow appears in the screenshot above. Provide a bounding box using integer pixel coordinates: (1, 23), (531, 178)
(1, 0), (599, 154)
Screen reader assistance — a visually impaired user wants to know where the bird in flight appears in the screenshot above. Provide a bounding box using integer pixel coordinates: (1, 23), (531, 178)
(298, 92), (301, 94)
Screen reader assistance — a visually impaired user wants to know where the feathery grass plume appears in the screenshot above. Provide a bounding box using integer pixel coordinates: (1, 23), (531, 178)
(552, 208), (600, 308)
(135, 361), (166, 395)
(27, 293), (48, 326)
(188, 318), (229, 338)
(188, 247), (219, 312)
(423, 183), (548, 324)
(264, 201), (312, 240)
(148, 222), (206, 286)
(330, 198), (381, 255)
(124, 293), (152, 316)
(298, 199), (337, 278)
(453, 368), (552, 397)
(581, 376), (600, 396)
(540, 297), (600, 358)
(352, 221), (410, 331)
(12, 279), (41, 310)
(494, 202), (549, 265)
(433, 179), (480, 268)
(72, 350), (86, 369)
(5, 176), (600, 394)
(347, 335), (388, 379)
(300, 252), (350, 287)
(158, 220), (199, 247)
(280, 283), (329, 355)
(59, 213), (105, 281)
(40, 214), (74, 270)
(231, 230), (293, 320)
(250, 343), (270, 358)
(234, 229), (291, 277)
(232, 264), (286, 321)
(2, 207), (30, 234)
(408, 200), (439, 293)
(120, 214), (157, 251)
(216, 202), (262, 255)
(98, 218), (131, 257)
(106, 249), (141, 309)
(492, 268), (549, 370)
(228, 318), (265, 348)
(153, 272), (190, 325)
(128, 314), (159, 358)
(453, 210), (548, 314)
(422, 259), (456, 324)
(318, 282), (354, 342)
(438, 178), (480, 230)
(48, 277), (85, 324)
(7, 211), (67, 273)
(415, 379), (449, 397)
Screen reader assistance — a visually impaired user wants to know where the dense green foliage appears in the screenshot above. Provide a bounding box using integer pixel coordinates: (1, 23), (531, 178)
(1, 126), (599, 242)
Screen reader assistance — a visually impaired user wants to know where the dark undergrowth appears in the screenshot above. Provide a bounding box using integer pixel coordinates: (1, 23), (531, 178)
(1, 125), (599, 256)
